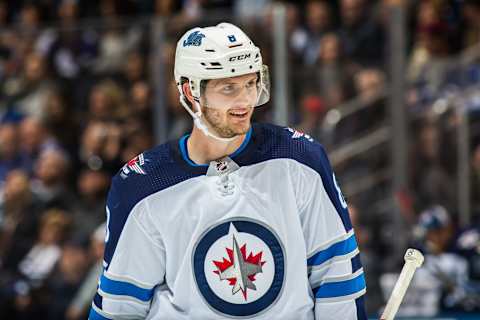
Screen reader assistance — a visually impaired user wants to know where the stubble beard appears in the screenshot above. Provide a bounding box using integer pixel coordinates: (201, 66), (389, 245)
(202, 106), (250, 139)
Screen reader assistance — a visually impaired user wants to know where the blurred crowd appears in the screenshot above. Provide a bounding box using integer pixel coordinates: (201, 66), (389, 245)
(0, 0), (480, 318)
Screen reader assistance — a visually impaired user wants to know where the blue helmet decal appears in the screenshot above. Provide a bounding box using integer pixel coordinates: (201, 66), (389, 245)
(183, 31), (206, 47)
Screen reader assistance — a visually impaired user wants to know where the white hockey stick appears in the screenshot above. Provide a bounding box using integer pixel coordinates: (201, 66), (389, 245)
(380, 248), (425, 320)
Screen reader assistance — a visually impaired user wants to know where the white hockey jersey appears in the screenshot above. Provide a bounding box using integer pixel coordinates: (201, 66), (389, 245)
(89, 123), (367, 320)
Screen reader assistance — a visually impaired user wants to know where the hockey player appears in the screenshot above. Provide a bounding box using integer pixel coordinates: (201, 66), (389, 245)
(89, 23), (367, 319)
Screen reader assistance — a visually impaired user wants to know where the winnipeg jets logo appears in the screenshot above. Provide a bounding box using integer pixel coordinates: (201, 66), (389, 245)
(213, 229), (266, 300)
(285, 127), (314, 142)
(120, 153), (147, 178)
(183, 31), (205, 47)
(193, 219), (285, 317)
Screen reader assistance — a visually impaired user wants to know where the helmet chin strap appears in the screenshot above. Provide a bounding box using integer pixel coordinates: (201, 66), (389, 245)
(180, 97), (237, 142)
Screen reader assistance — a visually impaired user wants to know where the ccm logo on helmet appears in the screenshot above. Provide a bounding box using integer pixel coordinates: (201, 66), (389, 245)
(229, 53), (251, 62)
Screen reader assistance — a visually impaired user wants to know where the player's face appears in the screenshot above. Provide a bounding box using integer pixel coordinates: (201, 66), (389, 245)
(201, 73), (258, 138)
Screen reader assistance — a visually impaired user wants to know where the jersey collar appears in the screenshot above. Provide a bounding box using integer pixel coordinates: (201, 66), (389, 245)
(171, 126), (255, 174)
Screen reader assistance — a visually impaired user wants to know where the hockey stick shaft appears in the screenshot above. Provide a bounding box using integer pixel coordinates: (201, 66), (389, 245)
(380, 248), (424, 320)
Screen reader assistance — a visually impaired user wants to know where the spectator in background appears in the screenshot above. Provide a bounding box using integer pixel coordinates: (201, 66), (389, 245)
(295, 94), (325, 139)
(88, 80), (128, 121)
(380, 205), (469, 317)
(409, 121), (456, 213)
(17, 209), (71, 284)
(234, 0), (271, 23)
(0, 0), (12, 85)
(71, 168), (110, 240)
(16, 3), (42, 44)
(18, 3), (40, 28)
(338, 0), (384, 66)
(0, 170), (42, 276)
(12, 52), (55, 119)
(42, 89), (79, 156)
(46, 240), (89, 320)
(152, 0), (181, 17)
(179, 0), (234, 20)
(355, 68), (386, 103)
(407, 1), (452, 93)
(0, 1), (8, 29)
(0, 123), (28, 182)
(79, 120), (122, 174)
(93, 0), (143, 75)
(461, 0), (480, 49)
(261, 2), (305, 65)
(472, 143), (480, 219)
(0, 30), (29, 101)
(312, 33), (354, 110)
(284, 3), (307, 65)
(414, 205), (471, 312)
(6, 209), (72, 319)
(19, 116), (61, 174)
(120, 121), (154, 164)
(38, 0), (98, 81)
(351, 68), (387, 132)
(31, 149), (74, 210)
(118, 51), (147, 90)
(455, 219), (480, 310)
(0, 28), (13, 84)
(129, 80), (153, 132)
(303, 0), (334, 66)
(65, 223), (105, 320)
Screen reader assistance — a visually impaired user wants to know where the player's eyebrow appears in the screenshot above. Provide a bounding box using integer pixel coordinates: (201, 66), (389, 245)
(213, 80), (235, 87)
(213, 75), (258, 87)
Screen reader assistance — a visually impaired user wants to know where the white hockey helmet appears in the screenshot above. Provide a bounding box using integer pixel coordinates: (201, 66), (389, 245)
(174, 23), (270, 141)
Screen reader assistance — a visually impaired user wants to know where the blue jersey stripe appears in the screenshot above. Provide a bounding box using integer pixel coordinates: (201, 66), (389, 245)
(307, 233), (358, 266)
(179, 127), (252, 167)
(100, 274), (155, 302)
(355, 295), (368, 320)
(93, 292), (103, 310)
(179, 135), (209, 167)
(89, 307), (112, 320)
(352, 255), (367, 319)
(313, 272), (366, 299)
(351, 252), (363, 272)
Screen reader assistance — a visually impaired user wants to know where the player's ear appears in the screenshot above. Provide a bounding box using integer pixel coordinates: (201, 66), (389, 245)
(182, 82), (195, 105)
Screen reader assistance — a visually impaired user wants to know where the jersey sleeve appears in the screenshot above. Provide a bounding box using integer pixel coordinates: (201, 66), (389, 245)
(89, 177), (166, 320)
(295, 143), (367, 320)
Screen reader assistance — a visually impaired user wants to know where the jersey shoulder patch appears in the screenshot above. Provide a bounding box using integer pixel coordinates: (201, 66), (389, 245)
(284, 127), (314, 142)
(252, 123), (323, 164)
(113, 142), (192, 196)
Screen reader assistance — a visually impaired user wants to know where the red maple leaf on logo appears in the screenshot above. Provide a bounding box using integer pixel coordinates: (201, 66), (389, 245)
(212, 244), (266, 300)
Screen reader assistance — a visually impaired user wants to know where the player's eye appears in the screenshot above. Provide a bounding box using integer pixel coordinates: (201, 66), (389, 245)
(221, 85), (235, 94)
